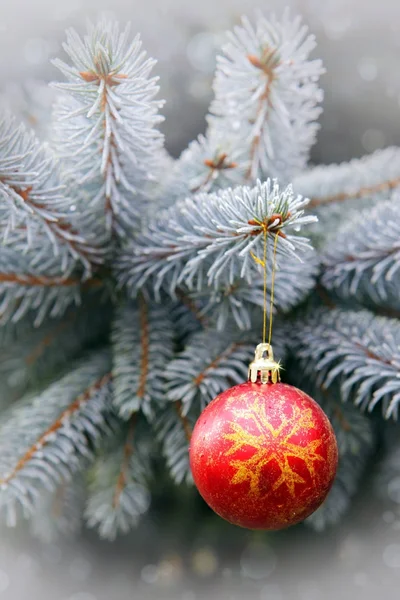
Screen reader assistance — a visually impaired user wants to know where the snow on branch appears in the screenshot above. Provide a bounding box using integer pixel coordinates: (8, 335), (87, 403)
(292, 308), (400, 418)
(52, 18), (164, 236)
(0, 351), (112, 526)
(118, 179), (317, 305)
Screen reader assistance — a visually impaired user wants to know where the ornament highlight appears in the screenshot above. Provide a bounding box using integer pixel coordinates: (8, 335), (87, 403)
(189, 344), (338, 530)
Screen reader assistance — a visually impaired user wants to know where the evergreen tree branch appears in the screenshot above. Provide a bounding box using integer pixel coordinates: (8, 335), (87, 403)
(0, 351), (112, 526)
(112, 299), (174, 420)
(209, 10), (324, 183)
(188, 247), (318, 331)
(0, 112), (107, 324)
(85, 416), (151, 540)
(165, 332), (253, 415)
(165, 325), (286, 415)
(0, 294), (111, 404)
(0, 113), (102, 272)
(321, 197), (400, 311)
(153, 402), (198, 485)
(292, 308), (400, 418)
(52, 19), (165, 237)
(294, 147), (400, 209)
(117, 179), (317, 301)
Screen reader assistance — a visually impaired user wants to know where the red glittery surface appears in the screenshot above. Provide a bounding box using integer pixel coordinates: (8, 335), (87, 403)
(190, 382), (338, 530)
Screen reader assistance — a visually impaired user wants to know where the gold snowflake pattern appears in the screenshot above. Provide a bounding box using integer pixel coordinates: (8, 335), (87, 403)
(223, 394), (328, 499)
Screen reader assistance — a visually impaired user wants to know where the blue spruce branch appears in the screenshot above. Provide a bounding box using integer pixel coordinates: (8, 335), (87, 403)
(292, 308), (400, 418)
(0, 351), (112, 526)
(321, 196), (400, 311)
(52, 19), (165, 237)
(112, 299), (175, 421)
(117, 180), (317, 313)
(209, 10), (324, 183)
(85, 417), (151, 540)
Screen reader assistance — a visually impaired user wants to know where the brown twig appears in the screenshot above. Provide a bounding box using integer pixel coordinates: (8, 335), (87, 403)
(308, 177), (400, 209)
(175, 288), (208, 327)
(333, 405), (352, 433)
(193, 342), (244, 386)
(246, 49), (279, 180)
(80, 65), (128, 230)
(112, 415), (137, 508)
(137, 295), (150, 398)
(1, 181), (98, 266)
(0, 272), (103, 288)
(191, 153), (238, 194)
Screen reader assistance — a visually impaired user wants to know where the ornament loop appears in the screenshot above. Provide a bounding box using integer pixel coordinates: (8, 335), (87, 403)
(248, 343), (281, 384)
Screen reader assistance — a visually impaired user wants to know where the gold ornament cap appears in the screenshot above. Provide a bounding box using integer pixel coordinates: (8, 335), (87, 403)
(248, 343), (281, 384)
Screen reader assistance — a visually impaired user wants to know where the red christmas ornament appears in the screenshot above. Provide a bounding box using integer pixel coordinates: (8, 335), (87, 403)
(189, 344), (338, 530)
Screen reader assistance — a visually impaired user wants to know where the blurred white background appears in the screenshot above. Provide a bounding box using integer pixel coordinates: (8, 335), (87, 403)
(1, 0), (400, 598)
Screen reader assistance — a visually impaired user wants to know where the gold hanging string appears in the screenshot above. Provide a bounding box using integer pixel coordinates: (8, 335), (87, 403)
(262, 226), (268, 344)
(268, 232), (279, 346)
(250, 223), (279, 346)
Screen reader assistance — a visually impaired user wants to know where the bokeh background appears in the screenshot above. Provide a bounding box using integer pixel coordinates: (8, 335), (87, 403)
(1, 0), (400, 598)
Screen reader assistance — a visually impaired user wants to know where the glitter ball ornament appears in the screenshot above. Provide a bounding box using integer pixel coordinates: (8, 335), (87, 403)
(189, 344), (338, 530)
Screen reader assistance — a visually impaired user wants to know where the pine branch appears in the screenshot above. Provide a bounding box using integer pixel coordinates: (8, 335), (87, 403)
(292, 308), (400, 418)
(85, 417), (151, 540)
(0, 351), (112, 526)
(165, 329), (255, 415)
(296, 147), (400, 209)
(158, 132), (245, 208)
(117, 179), (317, 301)
(209, 10), (324, 183)
(0, 113), (107, 324)
(52, 19), (164, 237)
(112, 299), (174, 420)
(153, 401), (198, 485)
(166, 324), (287, 415)
(0, 294), (111, 404)
(321, 197), (400, 311)
(188, 247), (318, 331)
(0, 112), (102, 273)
